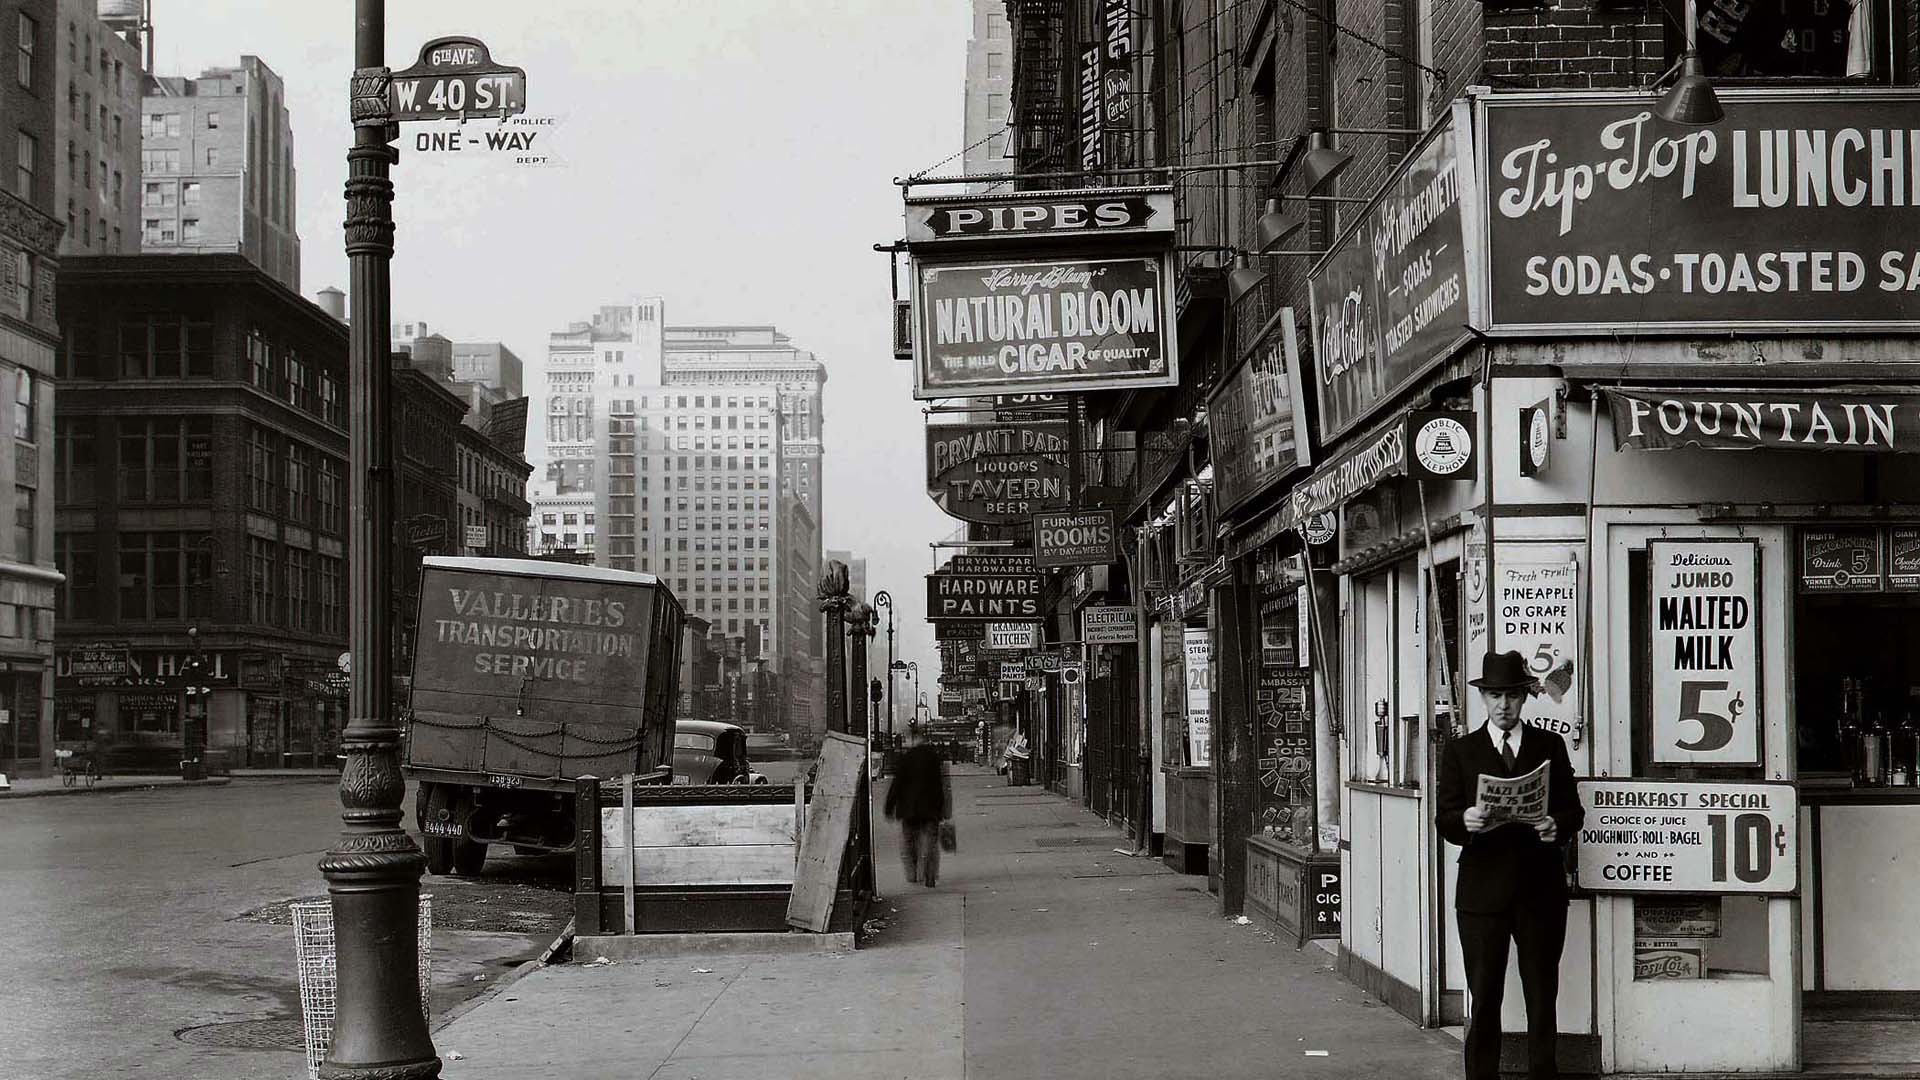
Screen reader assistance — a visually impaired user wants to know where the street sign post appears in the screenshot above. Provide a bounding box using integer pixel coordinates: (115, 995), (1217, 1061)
(389, 36), (527, 123)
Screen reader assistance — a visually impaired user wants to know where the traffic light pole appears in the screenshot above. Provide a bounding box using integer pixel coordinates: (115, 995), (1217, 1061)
(316, 2), (440, 1077)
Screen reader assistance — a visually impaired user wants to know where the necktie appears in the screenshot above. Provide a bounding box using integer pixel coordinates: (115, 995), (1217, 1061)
(1500, 732), (1516, 772)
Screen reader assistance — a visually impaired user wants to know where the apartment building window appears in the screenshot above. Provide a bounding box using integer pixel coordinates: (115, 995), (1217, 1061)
(119, 417), (213, 502)
(318, 373), (343, 427)
(111, 114), (120, 147)
(180, 180), (199, 208)
(141, 218), (159, 245)
(316, 455), (343, 535)
(55, 532), (94, 619)
(204, 146), (218, 168)
(15, 14), (34, 88)
(247, 536), (277, 625)
(118, 532), (206, 620)
(247, 426), (277, 511)
(247, 330), (274, 389)
(181, 218), (199, 243)
(285, 442), (313, 522)
(55, 428), (94, 503)
(319, 554), (343, 635)
(118, 316), (215, 378)
(140, 148), (179, 174)
(142, 113), (180, 139)
(206, 111), (219, 129)
(13, 485), (31, 561)
(12, 368), (30, 441)
(285, 547), (311, 630)
(14, 131), (34, 199)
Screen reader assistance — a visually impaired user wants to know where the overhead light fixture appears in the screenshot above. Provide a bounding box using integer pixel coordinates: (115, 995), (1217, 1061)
(1301, 131), (1353, 197)
(1227, 254), (1267, 303)
(1655, 0), (1723, 126)
(1255, 199), (1305, 253)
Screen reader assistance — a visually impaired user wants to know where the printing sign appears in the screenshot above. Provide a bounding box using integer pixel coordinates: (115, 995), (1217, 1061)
(1648, 539), (1761, 766)
(1480, 88), (1920, 333)
(1576, 780), (1797, 895)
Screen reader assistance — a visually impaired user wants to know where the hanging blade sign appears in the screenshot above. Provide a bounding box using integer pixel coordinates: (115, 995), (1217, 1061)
(389, 36), (527, 122)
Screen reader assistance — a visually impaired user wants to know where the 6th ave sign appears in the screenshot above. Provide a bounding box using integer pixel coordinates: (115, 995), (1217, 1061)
(389, 36), (527, 122)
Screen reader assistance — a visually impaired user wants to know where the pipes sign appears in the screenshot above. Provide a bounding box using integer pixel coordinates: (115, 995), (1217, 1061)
(1648, 539), (1762, 766)
(389, 37), (528, 123)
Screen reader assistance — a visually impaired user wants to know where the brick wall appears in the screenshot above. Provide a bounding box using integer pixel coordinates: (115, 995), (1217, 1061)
(1482, 0), (1665, 91)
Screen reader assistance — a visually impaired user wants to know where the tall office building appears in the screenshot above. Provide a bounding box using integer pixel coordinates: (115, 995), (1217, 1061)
(51, 0), (142, 255)
(139, 56), (300, 291)
(962, 0), (1012, 187)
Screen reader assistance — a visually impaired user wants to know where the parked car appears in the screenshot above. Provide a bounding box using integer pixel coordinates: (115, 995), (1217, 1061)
(672, 720), (769, 785)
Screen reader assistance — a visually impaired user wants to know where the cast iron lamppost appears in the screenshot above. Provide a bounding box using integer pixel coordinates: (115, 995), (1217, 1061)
(871, 590), (896, 751)
(317, 3), (440, 1077)
(819, 561), (851, 736)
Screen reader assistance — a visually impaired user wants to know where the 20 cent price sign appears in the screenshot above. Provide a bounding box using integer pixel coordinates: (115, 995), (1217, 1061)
(1576, 780), (1796, 895)
(1649, 538), (1761, 766)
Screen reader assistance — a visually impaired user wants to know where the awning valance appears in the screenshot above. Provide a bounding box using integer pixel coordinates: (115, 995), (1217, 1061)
(1606, 386), (1920, 454)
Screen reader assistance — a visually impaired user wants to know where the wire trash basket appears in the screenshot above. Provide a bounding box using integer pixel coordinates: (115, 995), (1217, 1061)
(291, 894), (433, 1080)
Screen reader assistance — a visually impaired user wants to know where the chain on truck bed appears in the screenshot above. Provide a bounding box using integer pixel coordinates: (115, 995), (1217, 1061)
(410, 712), (641, 758)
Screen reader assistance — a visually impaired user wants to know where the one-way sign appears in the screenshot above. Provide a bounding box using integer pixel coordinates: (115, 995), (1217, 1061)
(390, 36), (527, 123)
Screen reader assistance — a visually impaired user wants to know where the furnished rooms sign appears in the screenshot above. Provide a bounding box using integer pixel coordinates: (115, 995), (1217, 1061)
(1309, 102), (1478, 439)
(1481, 88), (1920, 333)
(1034, 509), (1117, 568)
(925, 421), (1071, 525)
(927, 570), (1043, 621)
(1648, 539), (1761, 766)
(1576, 780), (1797, 894)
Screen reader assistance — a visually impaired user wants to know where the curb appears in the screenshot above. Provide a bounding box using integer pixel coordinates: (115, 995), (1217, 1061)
(0, 777), (233, 800)
(574, 930), (856, 959)
(432, 917), (575, 1034)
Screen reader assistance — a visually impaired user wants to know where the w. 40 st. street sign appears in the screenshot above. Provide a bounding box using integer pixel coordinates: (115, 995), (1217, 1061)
(389, 37), (527, 122)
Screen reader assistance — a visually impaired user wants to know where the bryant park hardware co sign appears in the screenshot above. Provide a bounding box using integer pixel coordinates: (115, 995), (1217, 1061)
(1478, 87), (1920, 334)
(926, 421), (1071, 526)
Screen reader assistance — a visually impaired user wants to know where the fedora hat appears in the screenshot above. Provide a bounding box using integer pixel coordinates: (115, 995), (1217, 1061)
(1469, 650), (1536, 692)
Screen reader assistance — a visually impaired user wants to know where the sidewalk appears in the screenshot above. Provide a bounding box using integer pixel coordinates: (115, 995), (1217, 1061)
(0, 768), (336, 799)
(432, 764), (1461, 1079)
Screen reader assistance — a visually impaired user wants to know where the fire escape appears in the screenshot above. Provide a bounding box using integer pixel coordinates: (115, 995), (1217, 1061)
(1008, 0), (1072, 188)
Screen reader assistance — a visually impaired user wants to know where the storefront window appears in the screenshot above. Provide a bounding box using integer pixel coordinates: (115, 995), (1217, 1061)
(1159, 624), (1186, 767)
(1697, 0), (1886, 81)
(120, 691), (178, 735)
(54, 694), (92, 742)
(246, 693), (281, 766)
(1632, 895), (1771, 980)
(1256, 586), (1315, 846)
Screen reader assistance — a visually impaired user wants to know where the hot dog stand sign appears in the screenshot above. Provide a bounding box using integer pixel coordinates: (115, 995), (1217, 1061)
(1576, 779), (1796, 895)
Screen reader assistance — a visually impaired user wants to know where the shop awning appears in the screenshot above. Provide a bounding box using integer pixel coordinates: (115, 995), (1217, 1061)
(1260, 417), (1408, 542)
(1606, 386), (1920, 454)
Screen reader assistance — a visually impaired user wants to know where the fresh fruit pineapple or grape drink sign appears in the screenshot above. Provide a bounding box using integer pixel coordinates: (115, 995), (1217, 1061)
(1490, 552), (1581, 744)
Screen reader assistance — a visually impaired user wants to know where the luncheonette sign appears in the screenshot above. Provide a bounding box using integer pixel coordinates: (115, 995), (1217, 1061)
(913, 255), (1177, 398)
(1577, 780), (1797, 895)
(1309, 101), (1478, 440)
(1480, 88), (1920, 333)
(1648, 539), (1761, 766)
(1607, 387), (1920, 453)
(925, 421), (1071, 525)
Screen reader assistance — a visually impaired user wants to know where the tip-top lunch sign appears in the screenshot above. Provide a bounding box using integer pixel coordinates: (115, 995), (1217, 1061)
(926, 422), (1071, 525)
(927, 569), (1043, 622)
(904, 186), (1179, 400)
(1479, 88), (1920, 334)
(389, 37), (527, 123)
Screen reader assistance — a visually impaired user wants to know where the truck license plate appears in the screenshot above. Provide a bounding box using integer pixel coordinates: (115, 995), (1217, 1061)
(486, 774), (523, 788)
(422, 821), (463, 837)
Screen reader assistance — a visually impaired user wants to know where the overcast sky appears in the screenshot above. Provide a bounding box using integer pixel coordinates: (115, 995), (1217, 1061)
(157, 0), (970, 686)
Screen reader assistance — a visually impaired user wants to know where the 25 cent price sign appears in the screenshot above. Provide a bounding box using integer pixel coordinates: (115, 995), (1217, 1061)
(1576, 780), (1796, 895)
(1649, 538), (1761, 766)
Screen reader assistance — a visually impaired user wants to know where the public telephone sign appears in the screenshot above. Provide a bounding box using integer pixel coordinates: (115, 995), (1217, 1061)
(1648, 539), (1762, 766)
(389, 37), (527, 122)
(1576, 780), (1797, 895)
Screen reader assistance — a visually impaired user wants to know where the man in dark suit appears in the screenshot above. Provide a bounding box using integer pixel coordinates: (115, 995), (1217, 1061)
(1436, 650), (1584, 1080)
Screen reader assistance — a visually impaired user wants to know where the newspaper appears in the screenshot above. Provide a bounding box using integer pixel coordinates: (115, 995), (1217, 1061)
(1476, 759), (1549, 827)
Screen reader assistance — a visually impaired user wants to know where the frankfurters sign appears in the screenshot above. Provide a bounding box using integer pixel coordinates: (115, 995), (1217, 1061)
(1034, 509), (1117, 568)
(927, 571), (1044, 622)
(1479, 88), (1920, 333)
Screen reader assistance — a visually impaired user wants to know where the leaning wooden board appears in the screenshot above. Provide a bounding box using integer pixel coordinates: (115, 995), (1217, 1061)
(597, 801), (800, 887)
(785, 732), (865, 932)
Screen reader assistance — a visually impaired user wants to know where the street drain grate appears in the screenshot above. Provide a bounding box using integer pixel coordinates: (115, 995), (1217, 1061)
(175, 1018), (307, 1052)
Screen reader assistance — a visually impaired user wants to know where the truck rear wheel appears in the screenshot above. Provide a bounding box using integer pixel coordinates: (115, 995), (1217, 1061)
(420, 783), (459, 876)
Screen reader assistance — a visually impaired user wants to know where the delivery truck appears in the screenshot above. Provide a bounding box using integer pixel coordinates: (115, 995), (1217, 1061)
(404, 556), (684, 875)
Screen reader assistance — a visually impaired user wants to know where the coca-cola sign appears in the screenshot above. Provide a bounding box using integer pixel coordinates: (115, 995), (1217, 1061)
(1308, 101), (1478, 441)
(1480, 88), (1920, 333)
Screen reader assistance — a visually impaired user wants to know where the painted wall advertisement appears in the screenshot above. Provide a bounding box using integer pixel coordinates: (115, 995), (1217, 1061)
(1210, 308), (1311, 514)
(1183, 626), (1212, 767)
(1648, 539), (1761, 766)
(913, 255), (1176, 398)
(1576, 780), (1797, 895)
(925, 421), (1070, 525)
(1309, 101), (1478, 440)
(1480, 89), (1920, 333)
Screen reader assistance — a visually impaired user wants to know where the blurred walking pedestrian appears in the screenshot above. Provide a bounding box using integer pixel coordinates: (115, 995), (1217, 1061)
(884, 733), (952, 888)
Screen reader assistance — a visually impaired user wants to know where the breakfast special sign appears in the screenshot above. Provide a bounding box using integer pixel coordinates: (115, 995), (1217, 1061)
(1479, 88), (1920, 332)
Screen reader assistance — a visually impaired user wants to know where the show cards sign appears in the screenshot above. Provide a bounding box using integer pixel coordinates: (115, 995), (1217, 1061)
(1648, 539), (1761, 766)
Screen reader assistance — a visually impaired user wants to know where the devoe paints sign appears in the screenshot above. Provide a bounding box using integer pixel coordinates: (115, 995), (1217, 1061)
(1576, 780), (1797, 895)
(925, 421), (1071, 525)
(1648, 539), (1762, 766)
(1607, 387), (1920, 453)
(1479, 89), (1920, 333)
